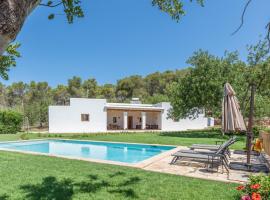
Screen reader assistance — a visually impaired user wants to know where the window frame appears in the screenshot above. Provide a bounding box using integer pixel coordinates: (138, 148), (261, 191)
(81, 114), (90, 122)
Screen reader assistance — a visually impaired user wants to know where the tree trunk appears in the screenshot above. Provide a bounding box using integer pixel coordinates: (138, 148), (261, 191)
(0, 0), (40, 55)
(0, 35), (9, 55)
(246, 84), (255, 164)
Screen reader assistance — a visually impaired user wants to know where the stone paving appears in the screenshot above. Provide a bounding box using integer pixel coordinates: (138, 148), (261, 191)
(142, 146), (268, 183)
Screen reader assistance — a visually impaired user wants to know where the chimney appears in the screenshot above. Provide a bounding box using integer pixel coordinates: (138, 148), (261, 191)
(130, 98), (141, 104)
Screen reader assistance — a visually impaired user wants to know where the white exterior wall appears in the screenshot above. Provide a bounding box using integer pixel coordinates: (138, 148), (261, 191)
(157, 102), (209, 131)
(49, 98), (212, 133)
(49, 98), (107, 133)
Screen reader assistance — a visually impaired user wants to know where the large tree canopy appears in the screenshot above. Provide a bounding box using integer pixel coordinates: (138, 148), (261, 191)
(168, 50), (247, 118)
(168, 40), (270, 120)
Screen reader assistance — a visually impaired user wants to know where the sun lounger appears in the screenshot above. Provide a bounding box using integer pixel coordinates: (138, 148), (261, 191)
(190, 136), (235, 150)
(171, 151), (229, 173)
(188, 136), (236, 157)
(170, 137), (237, 174)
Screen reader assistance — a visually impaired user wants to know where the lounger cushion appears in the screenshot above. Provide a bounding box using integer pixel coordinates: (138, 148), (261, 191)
(171, 152), (221, 160)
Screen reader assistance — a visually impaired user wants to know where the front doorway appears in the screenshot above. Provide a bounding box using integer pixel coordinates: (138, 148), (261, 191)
(128, 116), (133, 129)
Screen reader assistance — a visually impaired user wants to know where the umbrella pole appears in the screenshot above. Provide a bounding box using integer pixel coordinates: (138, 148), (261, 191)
(246, 84), (255, 164)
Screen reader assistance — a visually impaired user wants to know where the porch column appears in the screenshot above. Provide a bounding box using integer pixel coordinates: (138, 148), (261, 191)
(141, 112), (146, 129)
(123, 112), (128, 129)
(157, 112), (161, 130)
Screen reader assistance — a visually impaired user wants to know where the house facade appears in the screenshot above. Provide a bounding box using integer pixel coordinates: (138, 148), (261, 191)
(49, 98), (214, 133)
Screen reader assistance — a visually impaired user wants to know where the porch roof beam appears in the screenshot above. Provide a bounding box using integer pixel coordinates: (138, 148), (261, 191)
(105, 107), (163, 112)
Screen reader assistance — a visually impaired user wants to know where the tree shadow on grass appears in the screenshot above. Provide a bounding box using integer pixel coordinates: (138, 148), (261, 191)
(20, 175), (108, 200)
(0, 194), (9, 200)
(108, 171), (125, 178)
(109, 188), (137, 198)
(108, 174), (141, 198)
(20, 171), (141, 199)
(75, 174), (110, 193)
(20, 176), (74, 200)
(118, 176), (141, 187)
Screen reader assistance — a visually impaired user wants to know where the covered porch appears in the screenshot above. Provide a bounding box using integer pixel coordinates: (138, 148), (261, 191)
(106, 109), (162, 130)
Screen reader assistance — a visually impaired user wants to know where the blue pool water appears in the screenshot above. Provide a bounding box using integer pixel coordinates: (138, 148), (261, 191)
(0, 140), (175, 163)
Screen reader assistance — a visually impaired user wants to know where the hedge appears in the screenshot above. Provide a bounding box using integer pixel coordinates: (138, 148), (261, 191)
(0, 111), (23, 134)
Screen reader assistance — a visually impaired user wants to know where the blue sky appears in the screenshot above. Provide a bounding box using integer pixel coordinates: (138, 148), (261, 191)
(3, 0), (270, 86)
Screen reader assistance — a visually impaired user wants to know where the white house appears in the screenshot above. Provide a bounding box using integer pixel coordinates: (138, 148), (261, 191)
(49, 98), (214, 133)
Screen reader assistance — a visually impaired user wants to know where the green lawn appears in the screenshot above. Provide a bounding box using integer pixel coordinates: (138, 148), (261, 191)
(0, 130), (244, 199)
(12, 130), (246, 150)
(0, 151), (238, 200)
(0, 133), (25, 141)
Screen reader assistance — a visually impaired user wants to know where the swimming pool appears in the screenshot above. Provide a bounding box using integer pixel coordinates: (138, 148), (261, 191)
(0, 140), (175, 164)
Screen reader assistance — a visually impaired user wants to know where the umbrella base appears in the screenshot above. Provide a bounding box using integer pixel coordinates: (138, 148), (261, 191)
(229, 162), (269, 173)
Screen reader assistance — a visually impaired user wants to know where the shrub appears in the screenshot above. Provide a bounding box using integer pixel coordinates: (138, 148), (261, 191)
(236, 126), (269, 137)
(0, 110), (23, 134)
(20, 133), (29, 140)
(253, 126), (261, 136)
(236, 174), (270, 200)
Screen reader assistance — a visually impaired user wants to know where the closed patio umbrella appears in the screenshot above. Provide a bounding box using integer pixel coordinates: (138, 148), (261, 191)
(222, 83), (246, 134)
(222, 83), (268, 172)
